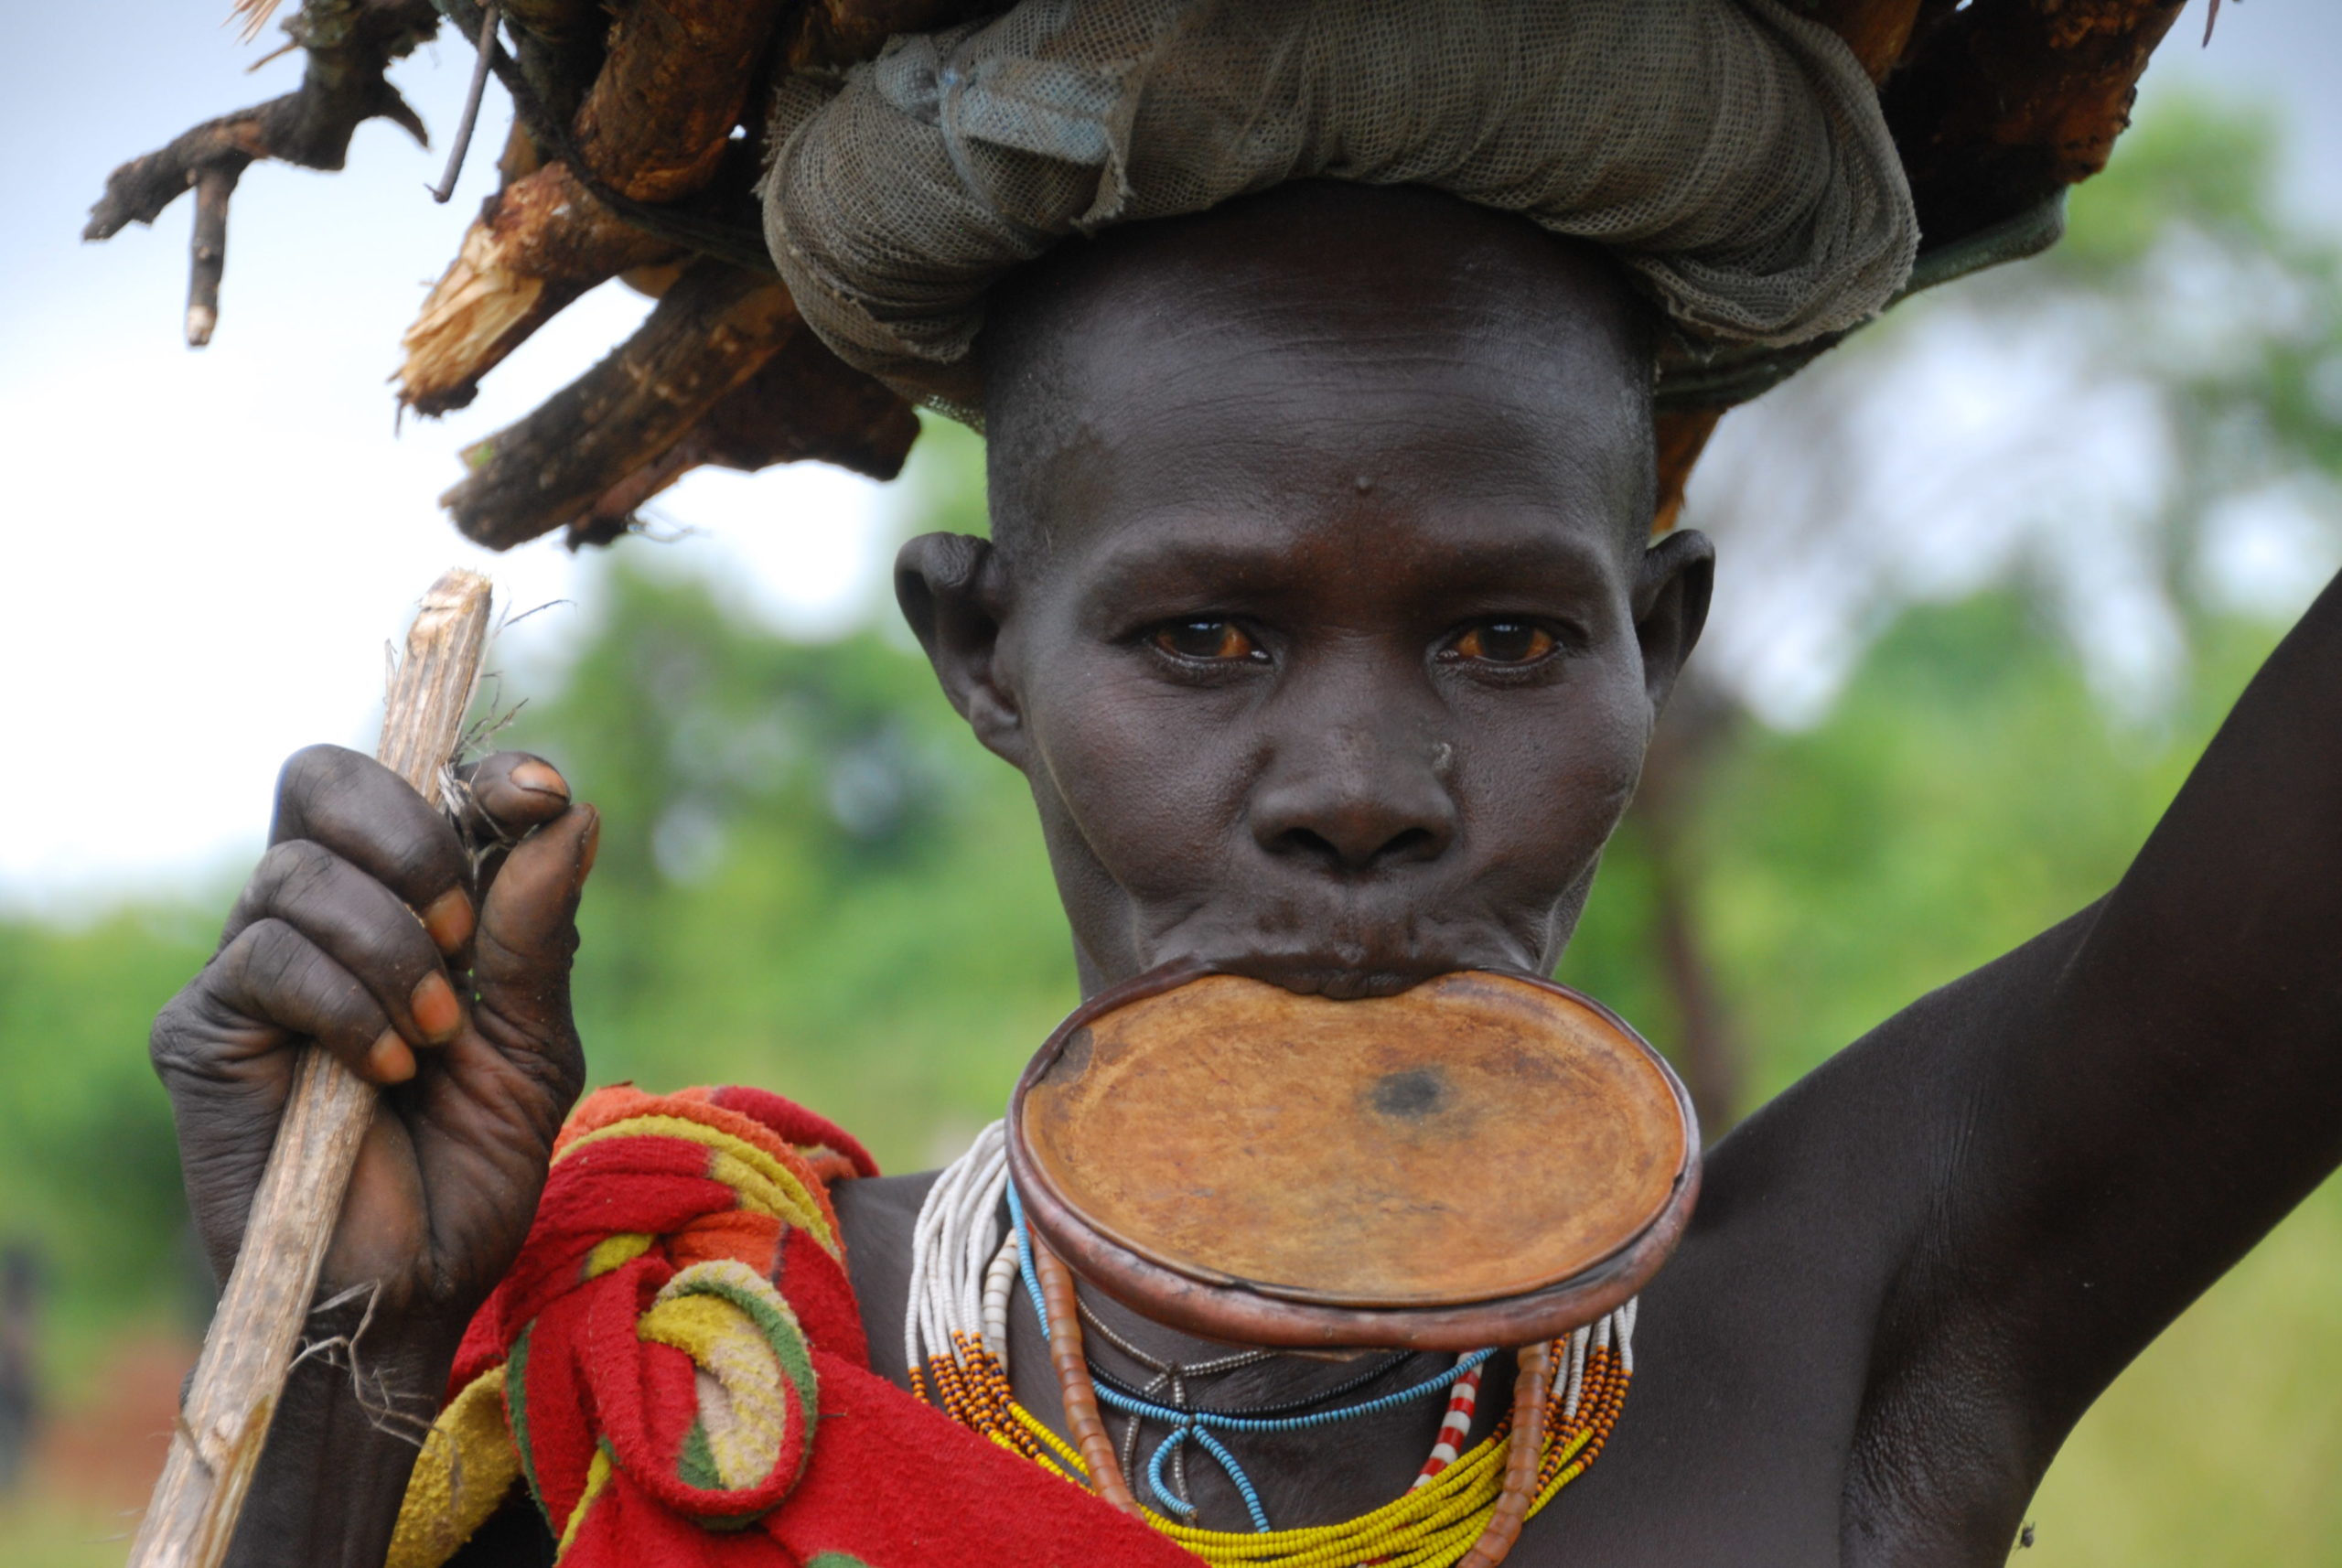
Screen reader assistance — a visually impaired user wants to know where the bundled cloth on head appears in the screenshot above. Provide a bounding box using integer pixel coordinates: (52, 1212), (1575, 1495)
(758, 0), (1919, 421)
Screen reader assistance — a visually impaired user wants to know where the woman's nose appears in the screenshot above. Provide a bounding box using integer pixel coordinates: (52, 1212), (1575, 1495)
(1249, 725), (1458, 873)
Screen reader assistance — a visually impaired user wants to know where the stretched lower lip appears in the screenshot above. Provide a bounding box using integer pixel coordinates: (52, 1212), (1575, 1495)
(1208, 953), (1479, 1000)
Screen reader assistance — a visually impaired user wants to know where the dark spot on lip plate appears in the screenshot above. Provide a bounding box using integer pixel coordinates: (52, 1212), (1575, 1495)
(1370, 1067), (1446, 1120)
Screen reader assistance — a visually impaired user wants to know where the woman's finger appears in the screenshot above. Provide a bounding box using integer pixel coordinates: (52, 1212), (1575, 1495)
(456, 751), (572, 844)
(220, 840), (465, 1052)
(473, 804), (597, 1058)
(269, 745), (474, 955)
(169, 918), (414, 1087)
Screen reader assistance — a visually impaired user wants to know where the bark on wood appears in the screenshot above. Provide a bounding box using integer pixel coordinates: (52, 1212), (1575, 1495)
(1805, 0), (1928, 80)
(574, 0), (790, 203)
(129, 572), (493, 1568)
(84, 0), (442, 345)
(444, 263), (801, 549)
(1652, 408), (1724, 536)
(499, 0), (608, 52)
(567, 329), (922, 546)
(400, 163), (685, 415)
(782, 0), (1014, 71)
(1885, 0), (2191, 243)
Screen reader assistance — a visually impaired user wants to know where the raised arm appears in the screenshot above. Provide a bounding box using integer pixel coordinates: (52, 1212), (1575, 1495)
(1810, 566), (2342, 1548)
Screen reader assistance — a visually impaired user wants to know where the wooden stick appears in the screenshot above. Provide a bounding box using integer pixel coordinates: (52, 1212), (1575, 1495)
(128, 569), (495, 1568)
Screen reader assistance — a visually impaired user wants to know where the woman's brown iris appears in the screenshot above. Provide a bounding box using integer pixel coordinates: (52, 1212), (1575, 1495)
(1154, 619), (1264, 661)
(1447, 620), (1556, 665)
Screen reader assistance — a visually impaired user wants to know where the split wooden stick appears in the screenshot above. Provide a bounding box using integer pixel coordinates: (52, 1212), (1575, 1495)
(129, 569), (494, 1568)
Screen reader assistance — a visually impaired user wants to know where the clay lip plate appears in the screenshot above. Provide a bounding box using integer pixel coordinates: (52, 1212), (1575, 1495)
(1014, 969), (1697, 1313)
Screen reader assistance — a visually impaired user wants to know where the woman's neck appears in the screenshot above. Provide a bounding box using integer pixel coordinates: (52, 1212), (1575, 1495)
(1003, 1265), (1509, 1531)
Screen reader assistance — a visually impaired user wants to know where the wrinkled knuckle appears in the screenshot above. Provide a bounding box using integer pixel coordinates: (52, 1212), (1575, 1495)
(252, 838), (332, 903)
(507, 1029), (587, 1119)
(236, 917), (300, 987)
(214, 918), (274, 989)
(149, 997), (202, 1078)
(383, 811), (464, 890)
(281, 743), (359, 801)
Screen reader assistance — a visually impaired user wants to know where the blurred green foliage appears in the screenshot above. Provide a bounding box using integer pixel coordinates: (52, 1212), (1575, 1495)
(508, 558), (1080, 1170)
(5, 96), (2341, 1567)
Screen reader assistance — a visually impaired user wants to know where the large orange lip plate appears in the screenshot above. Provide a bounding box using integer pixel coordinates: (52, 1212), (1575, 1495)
(1009, 965), (1700, 1351)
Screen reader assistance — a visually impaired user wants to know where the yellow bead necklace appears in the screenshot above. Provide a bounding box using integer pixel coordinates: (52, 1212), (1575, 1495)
(904, 1122), (1637, 1567)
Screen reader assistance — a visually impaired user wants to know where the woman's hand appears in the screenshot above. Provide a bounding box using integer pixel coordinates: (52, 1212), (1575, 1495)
(151, 743), (598, 1352)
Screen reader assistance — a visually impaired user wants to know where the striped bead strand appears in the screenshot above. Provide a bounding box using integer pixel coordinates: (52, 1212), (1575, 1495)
(982, 1230), (1020, 1360)
(1411, 1361), (1482, 1489)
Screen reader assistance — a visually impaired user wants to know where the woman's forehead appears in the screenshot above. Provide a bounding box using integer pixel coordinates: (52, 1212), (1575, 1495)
(982, 185), (1658, 570)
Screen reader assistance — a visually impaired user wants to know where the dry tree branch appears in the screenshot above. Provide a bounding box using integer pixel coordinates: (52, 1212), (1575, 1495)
(1884, 0), (2191, 244)
(442, 261), (803, 549)
(566, 328), (922, 547)
(396, 0), (791, 413)
(231, 0), (289, 42)
(428, 0), (503, 203)
(84, 0), (442, 345)
(573, 0), (792, 203)
(399, 161), (684, 414)
(781, 0), (1014, 72)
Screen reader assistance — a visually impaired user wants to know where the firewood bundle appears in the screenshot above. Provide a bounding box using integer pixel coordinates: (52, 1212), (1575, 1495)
(86, 0), (2191, 549)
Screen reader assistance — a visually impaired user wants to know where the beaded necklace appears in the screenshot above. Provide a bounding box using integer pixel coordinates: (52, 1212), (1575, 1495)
(906, 1122), (1638, 1567)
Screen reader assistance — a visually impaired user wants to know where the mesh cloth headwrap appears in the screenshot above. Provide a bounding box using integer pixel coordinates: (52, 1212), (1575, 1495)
(759, 0), (1918, 422)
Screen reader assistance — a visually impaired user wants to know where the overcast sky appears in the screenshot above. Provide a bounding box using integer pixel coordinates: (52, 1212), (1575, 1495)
(0, 0), (2336, 912)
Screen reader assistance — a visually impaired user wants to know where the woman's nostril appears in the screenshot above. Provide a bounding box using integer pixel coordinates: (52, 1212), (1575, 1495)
(1266, 822), (1442, 871)
(1378, 826), (1436, 864)
(1273, 826), (1345, 865)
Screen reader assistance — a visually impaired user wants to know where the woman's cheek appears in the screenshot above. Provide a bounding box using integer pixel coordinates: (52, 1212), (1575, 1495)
(1034, 668), (1250, 886)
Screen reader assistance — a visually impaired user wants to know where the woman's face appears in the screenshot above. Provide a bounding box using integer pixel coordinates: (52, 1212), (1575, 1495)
(903, 184), (1713, 998)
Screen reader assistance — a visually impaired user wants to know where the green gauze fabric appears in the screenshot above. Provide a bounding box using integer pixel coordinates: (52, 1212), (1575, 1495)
(758, 0), (1918, 422)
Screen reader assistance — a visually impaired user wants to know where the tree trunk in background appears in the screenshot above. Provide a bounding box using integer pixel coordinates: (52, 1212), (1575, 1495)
(1631, 675), (1745, 1140)
(0, 1243), (42, 1492)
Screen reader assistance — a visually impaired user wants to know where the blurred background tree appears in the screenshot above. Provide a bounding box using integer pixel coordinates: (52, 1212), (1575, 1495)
(4, 96), (2340, 1566)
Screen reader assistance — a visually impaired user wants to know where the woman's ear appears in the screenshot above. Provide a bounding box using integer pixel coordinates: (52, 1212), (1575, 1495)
(1632, 528), (1715, 715)
(895, 532), (1029, 768)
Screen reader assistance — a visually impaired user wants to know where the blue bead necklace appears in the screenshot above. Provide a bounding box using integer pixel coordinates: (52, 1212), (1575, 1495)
(1007, 1182), (1497, 1531)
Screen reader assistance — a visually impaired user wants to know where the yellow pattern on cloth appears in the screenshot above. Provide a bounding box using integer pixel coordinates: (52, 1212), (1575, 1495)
(388, 1091), (846, 1567)
(387, 1368), (523, 1568)
(585, 1231), (655, 1278)
(562, 1114), (840, 1251)
(639, 1262), (793, 1490)
(557, 1449), (617, 1558)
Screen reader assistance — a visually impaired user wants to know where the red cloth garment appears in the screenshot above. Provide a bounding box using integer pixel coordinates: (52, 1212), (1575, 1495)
(390, 1085), (1199, 1568)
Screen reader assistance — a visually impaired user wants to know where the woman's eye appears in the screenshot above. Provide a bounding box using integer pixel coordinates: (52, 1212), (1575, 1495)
(1447, 620), (1557, 666)
(1151, 619), (1264, 662)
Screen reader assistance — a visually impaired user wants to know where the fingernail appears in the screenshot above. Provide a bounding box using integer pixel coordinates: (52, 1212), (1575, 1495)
(422, 887), (474, 954)
(577, 808), (601, 878)
(368, 1028), (416, 1084)
(411, 972), (463, 1044)
(510, 760), (570, 801)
